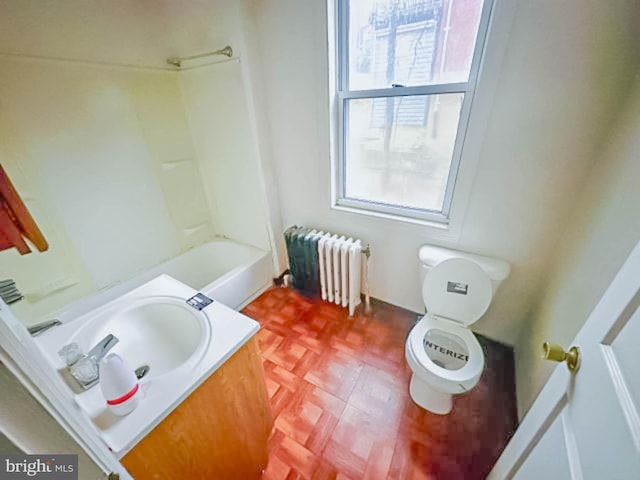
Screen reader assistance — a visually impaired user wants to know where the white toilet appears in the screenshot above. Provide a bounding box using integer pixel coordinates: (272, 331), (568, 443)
(405, 245), (510, 414)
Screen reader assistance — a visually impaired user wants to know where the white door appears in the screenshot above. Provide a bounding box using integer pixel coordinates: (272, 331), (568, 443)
(490, 240), (640, 479)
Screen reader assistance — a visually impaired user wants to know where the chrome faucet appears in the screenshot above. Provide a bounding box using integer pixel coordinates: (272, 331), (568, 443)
(63, 334), (119, 390)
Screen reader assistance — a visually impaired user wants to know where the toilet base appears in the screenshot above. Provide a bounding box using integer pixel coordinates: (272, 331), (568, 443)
(409, 374), (452, 415)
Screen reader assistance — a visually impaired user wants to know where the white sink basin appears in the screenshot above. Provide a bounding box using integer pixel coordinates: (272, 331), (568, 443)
(69, 296), (211, 379)
(33, 275), (259, 457)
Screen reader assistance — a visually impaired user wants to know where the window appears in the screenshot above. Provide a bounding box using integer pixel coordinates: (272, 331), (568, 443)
(334, 0), (493, 224)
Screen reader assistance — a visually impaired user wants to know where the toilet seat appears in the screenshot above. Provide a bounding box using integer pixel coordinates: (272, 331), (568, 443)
(407, 315), (484, 392)
(421, 258), (493, 327)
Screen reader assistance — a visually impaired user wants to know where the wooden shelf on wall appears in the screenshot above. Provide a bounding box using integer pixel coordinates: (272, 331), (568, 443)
(0, 165), (48, 255)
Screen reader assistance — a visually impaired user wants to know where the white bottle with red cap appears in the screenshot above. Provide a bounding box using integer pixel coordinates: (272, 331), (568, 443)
(100, 353), (140, 416)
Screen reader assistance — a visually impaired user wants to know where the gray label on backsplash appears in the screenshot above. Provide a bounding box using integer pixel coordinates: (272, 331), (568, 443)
(0, 455), (78, 480)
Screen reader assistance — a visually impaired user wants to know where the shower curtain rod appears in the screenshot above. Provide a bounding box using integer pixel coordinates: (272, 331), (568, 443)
(166, 45), (233, 68)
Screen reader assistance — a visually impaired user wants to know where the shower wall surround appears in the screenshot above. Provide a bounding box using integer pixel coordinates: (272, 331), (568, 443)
(0, 57), (271, 326)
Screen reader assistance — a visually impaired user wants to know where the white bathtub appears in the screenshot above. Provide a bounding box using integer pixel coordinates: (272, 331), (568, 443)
(131, 239), (274, 310)
(53, 239), (273, 325)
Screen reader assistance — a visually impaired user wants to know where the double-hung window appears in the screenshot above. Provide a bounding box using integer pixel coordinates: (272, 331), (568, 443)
(334, 0), (493, 224)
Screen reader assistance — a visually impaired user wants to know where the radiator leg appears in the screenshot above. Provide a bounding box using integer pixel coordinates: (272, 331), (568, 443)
(363, 245), (372, 315)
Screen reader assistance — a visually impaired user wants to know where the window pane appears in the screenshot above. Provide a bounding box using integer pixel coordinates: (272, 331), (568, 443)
(344, 93), (463, 212)
(348, 0), (485, 90)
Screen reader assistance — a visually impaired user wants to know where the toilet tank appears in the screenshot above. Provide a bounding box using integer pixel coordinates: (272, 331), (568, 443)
(418, 245), (510, 294)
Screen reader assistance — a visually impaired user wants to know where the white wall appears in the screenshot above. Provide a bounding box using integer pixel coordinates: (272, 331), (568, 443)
(179, 60), (271, 252)
(237, 0), (289, 273)
(0, 58), (217, 325)
(242, 0), (637, 344)
(0, 0), (244, 70)
(515, 77), (640, 417)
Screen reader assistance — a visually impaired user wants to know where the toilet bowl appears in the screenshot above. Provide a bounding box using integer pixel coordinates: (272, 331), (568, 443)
(405, 248), (509, 414)
(406, 315), (485, 413)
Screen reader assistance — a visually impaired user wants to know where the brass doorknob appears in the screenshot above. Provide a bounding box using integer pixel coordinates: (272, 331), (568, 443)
(542, 342), (580, 373)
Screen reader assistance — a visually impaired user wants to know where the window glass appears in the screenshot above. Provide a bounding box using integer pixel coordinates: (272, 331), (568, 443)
(348, 0), (485, 91)
(344, 93), (463, 212)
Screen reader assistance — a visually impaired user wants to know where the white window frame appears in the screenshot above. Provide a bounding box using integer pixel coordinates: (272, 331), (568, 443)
(332, 0), (495, 226)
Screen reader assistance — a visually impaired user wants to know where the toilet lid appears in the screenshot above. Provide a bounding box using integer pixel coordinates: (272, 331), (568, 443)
(422, 258), (492, 326)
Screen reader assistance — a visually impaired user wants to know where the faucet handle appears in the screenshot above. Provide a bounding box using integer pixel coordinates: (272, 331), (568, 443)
(70, 357), (99, 385)
(58, 342), (84, 366)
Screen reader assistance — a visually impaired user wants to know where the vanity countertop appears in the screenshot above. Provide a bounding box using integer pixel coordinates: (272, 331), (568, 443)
(34, 274), (260, 458)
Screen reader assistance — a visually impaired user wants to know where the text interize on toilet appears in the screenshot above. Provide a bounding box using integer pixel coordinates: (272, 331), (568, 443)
(0, 455), (78, 480)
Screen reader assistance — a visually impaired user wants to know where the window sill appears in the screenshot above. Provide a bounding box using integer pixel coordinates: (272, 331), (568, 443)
(331, 203), (461, 241)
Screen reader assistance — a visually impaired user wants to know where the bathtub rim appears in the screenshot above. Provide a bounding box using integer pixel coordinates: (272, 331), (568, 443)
(48, 238), (273, 326)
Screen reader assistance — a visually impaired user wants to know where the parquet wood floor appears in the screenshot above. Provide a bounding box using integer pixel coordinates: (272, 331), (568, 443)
(242, 287), (518, 480)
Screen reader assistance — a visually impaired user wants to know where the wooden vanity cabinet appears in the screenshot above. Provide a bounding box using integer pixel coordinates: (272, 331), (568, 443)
(121, 337), (273, 479)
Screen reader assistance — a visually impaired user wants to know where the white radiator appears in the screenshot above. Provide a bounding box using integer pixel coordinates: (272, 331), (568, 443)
(284, 226), (370, 316)
(317, 233), (363, 316)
